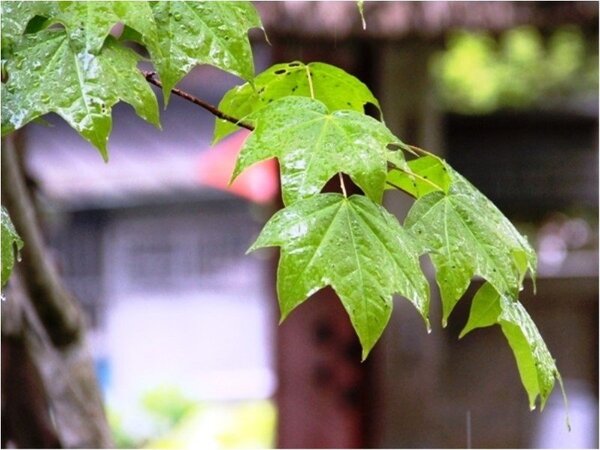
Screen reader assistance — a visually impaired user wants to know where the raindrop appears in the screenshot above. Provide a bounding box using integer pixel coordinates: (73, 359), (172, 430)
(173, 12), (182, 21)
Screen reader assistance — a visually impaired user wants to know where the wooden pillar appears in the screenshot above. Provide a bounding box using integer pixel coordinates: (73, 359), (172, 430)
(271, 40), (378, 448)
(374, 40), (446, 448)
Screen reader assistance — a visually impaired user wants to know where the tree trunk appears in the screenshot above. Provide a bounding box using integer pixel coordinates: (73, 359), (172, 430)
(1, 134), (114, 448)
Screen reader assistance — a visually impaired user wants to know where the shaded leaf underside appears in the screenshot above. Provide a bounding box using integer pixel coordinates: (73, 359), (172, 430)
(461, 282), (558, 410)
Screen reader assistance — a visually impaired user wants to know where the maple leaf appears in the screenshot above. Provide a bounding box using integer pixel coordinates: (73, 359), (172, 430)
(461, 282), (561, 410)
(405, 163), (536, 324)
(147, 1), (261, 103)
(233, 96), (402, 206)
(213, 61), (381, 143)
(1, 30), (159, 160)
(250, 193), (430, 359)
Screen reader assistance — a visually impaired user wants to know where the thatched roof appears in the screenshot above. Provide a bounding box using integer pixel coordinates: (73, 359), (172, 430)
(256, 1), (599, 40)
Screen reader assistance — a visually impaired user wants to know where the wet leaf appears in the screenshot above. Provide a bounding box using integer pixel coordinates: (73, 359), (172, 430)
(0, 1), (55, 56)
(1, 207), (23, 288)
(249, 193), (429, 359)
(148, 1), (261, 103)
(386, 154), (451, 197)
(233, 97), (400, 206)
(1, 30), (159, 160)
(460, 282), (559, 410)
(214, 61), (381, 143)
(49, 1), (157, 54)
(405, 163), (536, 324)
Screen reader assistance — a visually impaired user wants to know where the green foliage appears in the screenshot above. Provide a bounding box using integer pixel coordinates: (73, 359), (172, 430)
(432, 25), (599, 113)
(386, 154), (451, 197)
(405, 162), (536, 324)
(142, 386), (197, 428)
(2, 30), (159, 159)
(233, 96), (398, 206)
(1, 207), (23, 288)
(1, 0), (261, 156)
(250, 193), (429, 359)
(461, 282), (560, 410)
(145, 1), (261, 103)
(1, 0), (563, 409)
(213, 61), (381, 143)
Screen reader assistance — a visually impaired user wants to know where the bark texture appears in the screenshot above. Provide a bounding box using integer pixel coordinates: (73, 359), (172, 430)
(1, 134), (114, 448)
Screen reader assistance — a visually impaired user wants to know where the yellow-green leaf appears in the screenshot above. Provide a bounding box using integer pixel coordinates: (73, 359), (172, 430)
(386, 154), (451, 197)
(214, 61), (381, 143)
(461, 282), (560, 410)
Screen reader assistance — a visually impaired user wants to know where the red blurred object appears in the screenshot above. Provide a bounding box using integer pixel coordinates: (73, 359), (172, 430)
(197, 130), (278, 204)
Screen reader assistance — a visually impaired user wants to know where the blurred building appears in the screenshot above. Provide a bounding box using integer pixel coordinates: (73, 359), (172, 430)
(20, 1), (599, 448)
(24, 62), (278, 432)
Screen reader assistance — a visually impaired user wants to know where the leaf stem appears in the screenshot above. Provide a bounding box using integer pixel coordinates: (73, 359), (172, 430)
(142, 71), (254, 131)
(408, 144), (435, 157)
(305, 66), (315, 99)
(339, 173), (347, 198)
(385, 180), (417, 199)
(387, 165), (444, 194)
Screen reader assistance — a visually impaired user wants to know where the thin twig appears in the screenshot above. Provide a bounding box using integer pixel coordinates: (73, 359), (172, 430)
(142, 71), (254, 131)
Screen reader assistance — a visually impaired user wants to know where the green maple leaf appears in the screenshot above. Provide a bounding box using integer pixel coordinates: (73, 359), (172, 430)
(1, 2), (56, 55)
(250, 193), (430, 359)
(147, 1), (261, 103)
(386, 154), (452, 197)
(405, 163), (536, 324)
(1, 30), (159, 160)
(460, 282), (561, 410)
(233, 96), (402, 206)
(1, 207), (23, 288)
(213, 61), (381, 143)
(49, 1), (157, 54)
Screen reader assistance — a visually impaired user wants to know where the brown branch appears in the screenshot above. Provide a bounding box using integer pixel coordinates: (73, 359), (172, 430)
(1, 133), (81, 347)
(142, 70), (255, 131)
(1, 134), (114, 448)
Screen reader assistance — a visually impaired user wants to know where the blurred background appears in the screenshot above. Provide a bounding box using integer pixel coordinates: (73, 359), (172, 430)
(4, 1), (598, 448)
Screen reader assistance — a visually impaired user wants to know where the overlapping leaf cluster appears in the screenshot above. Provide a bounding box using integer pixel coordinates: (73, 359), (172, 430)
(1, 1), (261, 159)
(1, 1), (562, 410)
(219, 46), (559, 410)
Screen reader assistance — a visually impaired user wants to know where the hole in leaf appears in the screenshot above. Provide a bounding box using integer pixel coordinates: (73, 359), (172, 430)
(25, 15), (54, 33)
(364, 102), (381, 120)
(288, 62), (301, 67)
(274, 69), (286, 75)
